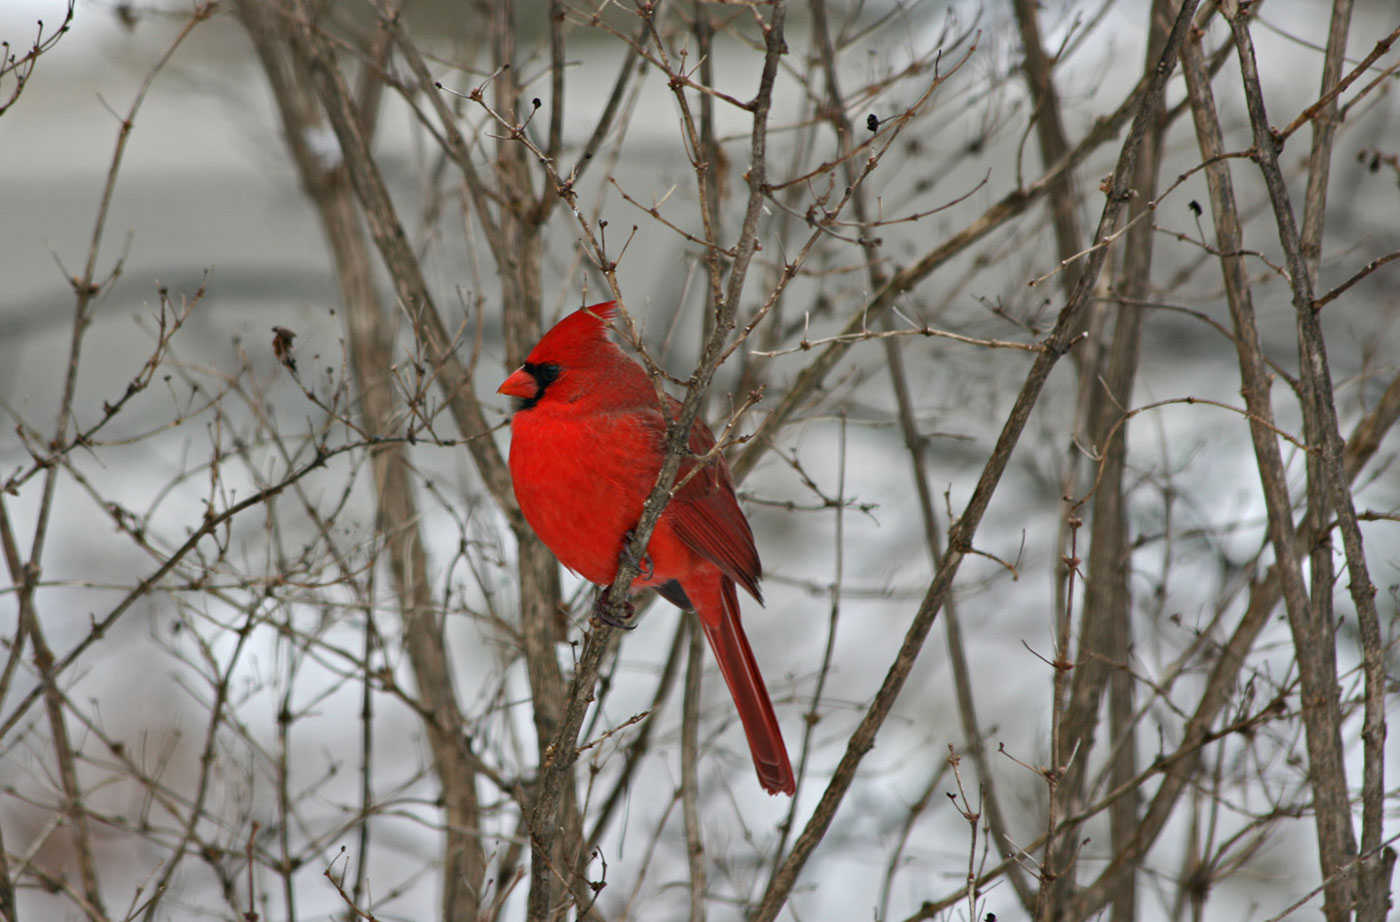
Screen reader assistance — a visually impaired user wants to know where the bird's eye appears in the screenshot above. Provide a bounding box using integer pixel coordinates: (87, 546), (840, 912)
(530, 362), (562, 388)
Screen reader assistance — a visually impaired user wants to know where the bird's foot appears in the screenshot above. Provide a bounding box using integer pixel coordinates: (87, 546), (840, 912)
(620, 528), (654, 581)
(592, 592), (637, 630)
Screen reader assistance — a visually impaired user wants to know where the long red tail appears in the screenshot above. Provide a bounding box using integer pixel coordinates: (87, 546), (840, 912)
(698, 579), (796, 796)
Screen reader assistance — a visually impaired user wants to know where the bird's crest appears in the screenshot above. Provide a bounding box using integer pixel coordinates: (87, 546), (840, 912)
(526, 301), (622, 366)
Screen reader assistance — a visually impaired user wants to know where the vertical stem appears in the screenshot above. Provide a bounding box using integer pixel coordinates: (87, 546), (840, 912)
(0, 806), (12, 922)
(1224, 7), (1386, 917)
(1050, 3), (1174, 915)
(809, 1), (1030, 903)
(480, 1), (585, 910)
(680, 619), (708, 922)
(238, 5), (489, 917)
(1038, 517), (1080, 922)
(1292, 3), (1392, 910)
(351, 604), (376, 910)
(276, 678), (299, 922)
(1010, 0), (1102, 682)
(1010, 0), (1085, 297)
(1298, 0), (1353, 281)
(752, 8), (1203, 917)
(1187, 11), (1367, 918)
(0, 14), (208, 922)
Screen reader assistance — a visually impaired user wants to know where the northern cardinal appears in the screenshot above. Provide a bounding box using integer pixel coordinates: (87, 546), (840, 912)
(498, 302), (796, 796)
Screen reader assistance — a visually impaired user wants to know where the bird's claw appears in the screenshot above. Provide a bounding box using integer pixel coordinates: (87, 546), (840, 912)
(620, 528), (654, 581)
(592, 592), (637, 629)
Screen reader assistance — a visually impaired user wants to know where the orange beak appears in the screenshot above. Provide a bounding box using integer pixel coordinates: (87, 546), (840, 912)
(497, 366), (538, 400)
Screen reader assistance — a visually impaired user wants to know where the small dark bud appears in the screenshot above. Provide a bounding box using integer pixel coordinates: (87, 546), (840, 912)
(532, 97), (541, 109)
(866, 113), (879, 132)
(271, 326), (298, 373)
(1188, 200), (1202, 216)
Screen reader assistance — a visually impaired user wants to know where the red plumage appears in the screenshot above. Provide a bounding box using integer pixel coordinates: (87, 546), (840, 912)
(498, 302), (795, 796)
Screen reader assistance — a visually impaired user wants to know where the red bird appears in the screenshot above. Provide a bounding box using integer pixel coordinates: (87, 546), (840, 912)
(498, 302), (796, 796)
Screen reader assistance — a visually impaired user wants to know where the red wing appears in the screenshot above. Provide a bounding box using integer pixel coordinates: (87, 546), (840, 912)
(668, 416), (763, 603)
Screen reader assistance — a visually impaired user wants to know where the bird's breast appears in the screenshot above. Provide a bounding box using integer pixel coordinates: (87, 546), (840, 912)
(509, 407), (662, 587)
